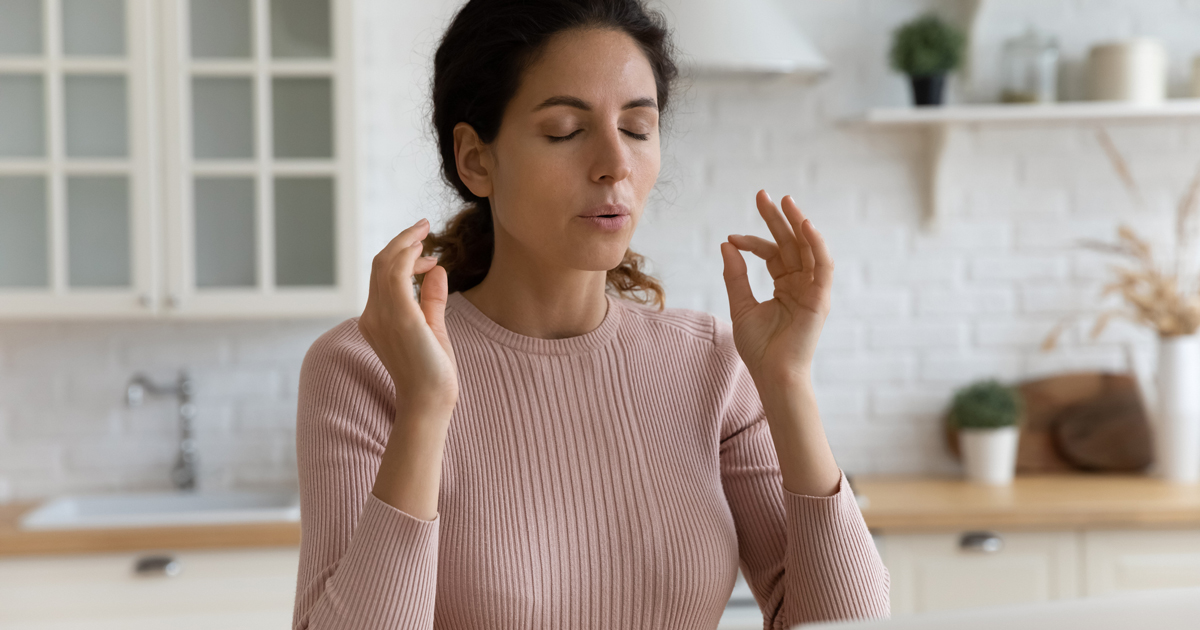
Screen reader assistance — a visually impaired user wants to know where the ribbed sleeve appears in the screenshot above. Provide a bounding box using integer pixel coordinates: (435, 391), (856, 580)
(712, 315), (890, 628)
(292, 323), (441, 630)
(290, 292), (890, 630)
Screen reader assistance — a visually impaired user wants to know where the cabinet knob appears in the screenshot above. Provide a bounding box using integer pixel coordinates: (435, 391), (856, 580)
(133, 554), (182, 577)
(165, 294), (181, 309)
(138, 294), (152, 308)
(959, 531), (1004, 553)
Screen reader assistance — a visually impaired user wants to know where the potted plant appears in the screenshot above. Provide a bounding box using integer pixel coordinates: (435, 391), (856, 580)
(948, 380), (1024, 485)
(889, 12), (966, 106)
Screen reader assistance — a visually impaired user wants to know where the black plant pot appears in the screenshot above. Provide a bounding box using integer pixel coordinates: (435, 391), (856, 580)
(909, 74), (946, 106)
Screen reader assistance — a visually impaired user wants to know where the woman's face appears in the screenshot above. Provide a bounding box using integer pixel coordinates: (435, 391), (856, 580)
(472, 27), (661, 274)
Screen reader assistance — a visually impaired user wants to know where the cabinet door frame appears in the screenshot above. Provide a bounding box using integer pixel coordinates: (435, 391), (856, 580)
(159, 0), (358, 319)
(878, 530), (1082, 616)
(1083, 528), (1200, 596)
(0, 0), (160, 320)
(0, 0), (357, 320)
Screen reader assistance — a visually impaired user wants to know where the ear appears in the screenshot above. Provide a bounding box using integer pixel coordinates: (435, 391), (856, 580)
(453, 122), (493, 198)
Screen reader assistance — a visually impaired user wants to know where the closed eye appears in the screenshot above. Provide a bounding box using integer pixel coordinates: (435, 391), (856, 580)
(546, 129), (652, 143)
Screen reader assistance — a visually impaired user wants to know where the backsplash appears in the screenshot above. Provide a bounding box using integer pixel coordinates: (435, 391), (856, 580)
(0, 319), (340, 501)
(4, 0), (1200, 500)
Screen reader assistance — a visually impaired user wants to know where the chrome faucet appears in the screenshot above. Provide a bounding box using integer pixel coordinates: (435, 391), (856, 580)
(126, 371), (198, 491)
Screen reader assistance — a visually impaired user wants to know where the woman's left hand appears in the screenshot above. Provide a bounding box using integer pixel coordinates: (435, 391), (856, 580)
(719, 189), (833, 386)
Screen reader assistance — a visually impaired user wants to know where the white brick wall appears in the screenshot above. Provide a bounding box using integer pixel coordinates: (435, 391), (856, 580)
(4, 0), (1200, 500)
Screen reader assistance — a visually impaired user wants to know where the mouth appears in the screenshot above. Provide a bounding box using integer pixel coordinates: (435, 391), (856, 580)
(579, 203), (630, 218)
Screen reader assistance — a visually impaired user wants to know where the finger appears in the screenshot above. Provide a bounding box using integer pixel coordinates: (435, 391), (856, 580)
(803, 220), (835, 289)
(720, 241), (759, 322)
(379, 218), (432, 262)
(755, 190), (804, 272)
(781, 196), (815, 271)
(727, 234), (787, 280)
(386, 240), (430, 314)
(413, 255), (439, 275)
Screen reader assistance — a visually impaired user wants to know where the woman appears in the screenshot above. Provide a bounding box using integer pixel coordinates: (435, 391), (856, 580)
(292, 0), (889, 628)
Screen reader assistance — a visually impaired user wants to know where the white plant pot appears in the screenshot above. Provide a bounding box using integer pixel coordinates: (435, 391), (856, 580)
(959, 426), (1019, 486)
(1154, 334), (1200, 484)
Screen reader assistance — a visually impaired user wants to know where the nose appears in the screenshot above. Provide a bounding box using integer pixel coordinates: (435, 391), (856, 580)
(590, 125), (632, 184)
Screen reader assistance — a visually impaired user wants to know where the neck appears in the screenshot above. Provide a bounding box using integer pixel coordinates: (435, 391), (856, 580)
(459, 240), (611, 340)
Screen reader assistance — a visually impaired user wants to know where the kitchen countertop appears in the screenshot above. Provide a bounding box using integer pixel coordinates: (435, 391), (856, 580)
(853, 473), (1200, 533)
(0, 502), (300, 557)
(6, 474), (1199, 555)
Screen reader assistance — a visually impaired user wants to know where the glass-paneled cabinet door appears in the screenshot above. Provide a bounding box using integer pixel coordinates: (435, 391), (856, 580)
(161, 0), (356, 318)
(0, 0), (157, 319)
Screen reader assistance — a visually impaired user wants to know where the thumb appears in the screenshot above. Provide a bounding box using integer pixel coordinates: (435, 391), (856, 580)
(419, 265), (450, 338)
(720, 241), (758, 323)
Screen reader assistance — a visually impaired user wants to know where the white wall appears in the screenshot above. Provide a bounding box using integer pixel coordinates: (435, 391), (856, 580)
(3, 0), (1200, 500)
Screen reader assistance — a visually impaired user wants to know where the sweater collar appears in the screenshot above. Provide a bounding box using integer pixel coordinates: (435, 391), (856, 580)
(446, 290), (623, 356)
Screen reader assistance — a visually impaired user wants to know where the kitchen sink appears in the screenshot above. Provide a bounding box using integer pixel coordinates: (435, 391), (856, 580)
(19, 490), (301, 530)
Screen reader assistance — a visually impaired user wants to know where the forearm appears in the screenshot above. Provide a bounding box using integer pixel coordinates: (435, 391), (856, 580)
(756, 374), (842, 497)
(372, 402), (454, 521)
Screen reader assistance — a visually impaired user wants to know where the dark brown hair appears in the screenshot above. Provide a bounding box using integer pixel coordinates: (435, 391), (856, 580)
(419, 0), (678, 310)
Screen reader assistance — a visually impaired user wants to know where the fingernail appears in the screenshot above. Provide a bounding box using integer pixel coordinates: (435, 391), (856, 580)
(416, 218), (428, 226)
(763, 191), (772, 203)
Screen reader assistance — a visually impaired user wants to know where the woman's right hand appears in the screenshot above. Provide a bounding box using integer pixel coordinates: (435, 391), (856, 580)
(358, 218), (458, 415)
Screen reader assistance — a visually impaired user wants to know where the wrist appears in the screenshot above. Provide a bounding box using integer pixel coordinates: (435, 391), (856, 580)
(754, 368), (813, 394)
(401, 393), (457, 416)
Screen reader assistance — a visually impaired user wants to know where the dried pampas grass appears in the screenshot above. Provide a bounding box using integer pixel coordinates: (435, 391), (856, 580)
(1042, 129), (1200, 350)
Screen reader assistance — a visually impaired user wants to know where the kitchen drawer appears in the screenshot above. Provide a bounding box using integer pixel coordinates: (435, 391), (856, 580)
(0, 547), (299, 629)
(1083, 529), (1200, 595)
(878, 530), (1080, 615)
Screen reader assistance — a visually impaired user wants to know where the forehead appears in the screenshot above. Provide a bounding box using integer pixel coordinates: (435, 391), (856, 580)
(512, 27), (658, 110)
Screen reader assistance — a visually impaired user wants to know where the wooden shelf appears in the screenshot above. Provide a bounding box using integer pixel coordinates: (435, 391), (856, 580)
(852, 100), (1200, 229)
(861, 99), (1200, 126)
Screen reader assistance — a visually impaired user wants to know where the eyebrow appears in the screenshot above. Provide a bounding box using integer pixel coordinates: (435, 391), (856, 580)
(532, 95), (658, 112)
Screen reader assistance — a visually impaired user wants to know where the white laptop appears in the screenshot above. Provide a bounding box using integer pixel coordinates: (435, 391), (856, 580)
(795, 587), (1200, 630)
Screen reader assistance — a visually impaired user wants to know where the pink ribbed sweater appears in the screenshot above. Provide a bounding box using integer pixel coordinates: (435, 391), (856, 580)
(292, 290), (889, 630)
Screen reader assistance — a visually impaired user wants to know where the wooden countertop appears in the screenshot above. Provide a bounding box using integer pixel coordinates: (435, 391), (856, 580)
(6, 474), (1200, 555)
(0, 502), (300, 557)
(853, 474), (1200, 533)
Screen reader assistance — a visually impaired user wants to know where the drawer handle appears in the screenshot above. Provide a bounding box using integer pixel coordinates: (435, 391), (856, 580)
(959, 531), (1004, 553)
(134, 554), (182, 577)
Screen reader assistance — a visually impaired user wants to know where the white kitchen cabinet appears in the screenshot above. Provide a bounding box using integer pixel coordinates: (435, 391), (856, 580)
(878, 527), (1200, 615)
(0, 0), (357, 320)
(878, 530), (1081, 615)
(0, 546), (299, 629)
(1083, 529), (1200, 596)
(0, 549), (763, 629)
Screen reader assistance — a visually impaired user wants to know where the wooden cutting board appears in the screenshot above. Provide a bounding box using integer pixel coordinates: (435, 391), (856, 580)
(944, 372), (1153, 474)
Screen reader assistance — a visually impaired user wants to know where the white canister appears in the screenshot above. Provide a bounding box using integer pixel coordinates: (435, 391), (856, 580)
(959, 426), (1020, 486)
(1087, 38), (1167, 104)
(1154, 334), (1200, 484)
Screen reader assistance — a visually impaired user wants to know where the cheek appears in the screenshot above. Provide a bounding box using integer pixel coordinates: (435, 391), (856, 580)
(491, 144), (573, 232)
(633, 146), (661, 194)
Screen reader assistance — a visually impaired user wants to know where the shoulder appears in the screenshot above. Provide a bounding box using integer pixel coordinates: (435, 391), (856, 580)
(299, 317), (393, 402)
(612, 295), (739, 364)
(303, 317), (376, 368)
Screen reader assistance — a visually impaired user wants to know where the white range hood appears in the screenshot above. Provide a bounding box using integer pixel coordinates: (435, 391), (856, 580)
(653, 0), (829, 78)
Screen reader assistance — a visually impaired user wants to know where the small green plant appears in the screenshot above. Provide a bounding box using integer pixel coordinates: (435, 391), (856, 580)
(948, 380), (1023, 430)
(889, 12), (966, 77)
